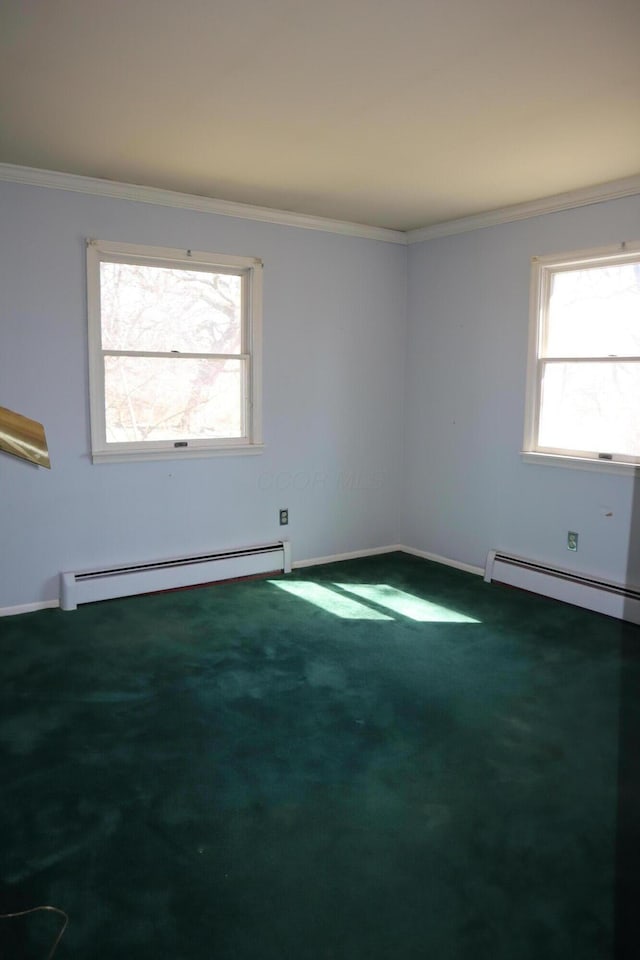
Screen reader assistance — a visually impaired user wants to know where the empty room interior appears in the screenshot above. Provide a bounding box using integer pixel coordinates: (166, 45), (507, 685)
(1, 1), (640, 957)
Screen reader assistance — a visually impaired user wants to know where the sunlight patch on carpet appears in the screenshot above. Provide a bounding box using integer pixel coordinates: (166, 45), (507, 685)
(335, 584), (480, 622)
(269, 581), (393, 619)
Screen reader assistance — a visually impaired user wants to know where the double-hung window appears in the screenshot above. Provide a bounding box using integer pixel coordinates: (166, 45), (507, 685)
(524, 241), (640, 470)
(87, 240), (262, 462)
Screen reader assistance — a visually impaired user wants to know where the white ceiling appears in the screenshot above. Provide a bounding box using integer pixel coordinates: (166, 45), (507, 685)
(1, 0), (639, 231)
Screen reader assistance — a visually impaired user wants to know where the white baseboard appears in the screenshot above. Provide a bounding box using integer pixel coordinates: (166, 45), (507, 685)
(292, 543), (484, 576)
(1, 545), (479, 615)
(0, 599), (60, 618)
(292, 544), (403, 569)
(398, 545), (484, 577)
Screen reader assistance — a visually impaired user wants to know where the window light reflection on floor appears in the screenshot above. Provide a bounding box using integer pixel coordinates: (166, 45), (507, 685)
(270, 581), (393, 619)
(336, 584), (480, 622)
(270, 580), (479, 622)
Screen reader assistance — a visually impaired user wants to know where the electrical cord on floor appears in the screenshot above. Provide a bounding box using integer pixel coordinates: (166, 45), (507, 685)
(0, 905), (68, 959)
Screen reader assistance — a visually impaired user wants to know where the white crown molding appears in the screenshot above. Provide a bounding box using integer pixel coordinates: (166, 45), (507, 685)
(0, 163), (407, 245)
(2, 163), (639, 244)
(406, 174), (640, 244)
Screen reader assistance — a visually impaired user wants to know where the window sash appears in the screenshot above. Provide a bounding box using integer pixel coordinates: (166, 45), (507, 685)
(524, 242), (640, 467)
(87, 240), (262, 461)
(102, 350), (250, 361)
(536, 357), (640, 463)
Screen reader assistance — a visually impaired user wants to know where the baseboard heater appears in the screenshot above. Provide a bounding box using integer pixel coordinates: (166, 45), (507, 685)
(485, 550), (640, 625)
(60, 540), (292, 611)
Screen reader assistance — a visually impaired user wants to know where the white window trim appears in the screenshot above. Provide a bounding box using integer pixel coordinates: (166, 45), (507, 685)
(522, 240), (640, 475)
(87, 239), (263, 463)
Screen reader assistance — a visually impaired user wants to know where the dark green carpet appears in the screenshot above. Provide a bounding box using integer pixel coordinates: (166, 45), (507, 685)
(1, 552), (638, 959)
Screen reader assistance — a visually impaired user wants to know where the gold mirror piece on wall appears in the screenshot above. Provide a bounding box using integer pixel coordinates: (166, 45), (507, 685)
(0, 406), (51, 468)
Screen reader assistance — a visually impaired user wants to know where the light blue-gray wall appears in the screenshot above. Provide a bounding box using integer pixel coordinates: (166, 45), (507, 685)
(2, 178), (639, 609)
(0, 181), (406, 607)
(402, 195), (640, 585)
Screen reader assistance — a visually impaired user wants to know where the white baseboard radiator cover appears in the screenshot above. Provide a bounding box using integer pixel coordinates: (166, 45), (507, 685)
(60, 540), (292, 611)
(485, 550), (640, 625)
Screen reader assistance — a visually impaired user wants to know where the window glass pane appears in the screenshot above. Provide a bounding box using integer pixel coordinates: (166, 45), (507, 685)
(104, 356), (243, 442)
(544, 262), (640, 358)
(538, 361), (640, 457)
(100, 263), (242, 354)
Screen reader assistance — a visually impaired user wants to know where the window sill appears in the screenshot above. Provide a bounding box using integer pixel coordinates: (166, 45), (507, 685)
(521, 451), (640, 477)
(92, 443), (265, 464)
